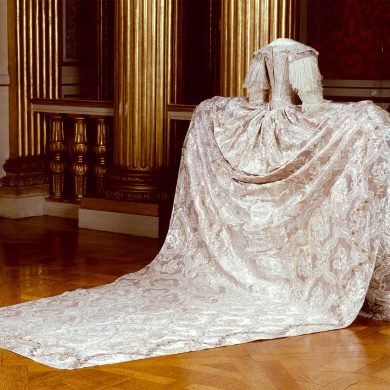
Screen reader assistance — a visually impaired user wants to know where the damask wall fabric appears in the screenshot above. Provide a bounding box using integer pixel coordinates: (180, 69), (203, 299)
(307, 0), (390, 80)
(0, 40), (389, 369)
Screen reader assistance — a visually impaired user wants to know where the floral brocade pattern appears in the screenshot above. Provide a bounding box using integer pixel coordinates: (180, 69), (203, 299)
(0, 46), (390, 370)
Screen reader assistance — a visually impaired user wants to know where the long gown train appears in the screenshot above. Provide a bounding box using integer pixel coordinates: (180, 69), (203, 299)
(0, 40), (389, 369)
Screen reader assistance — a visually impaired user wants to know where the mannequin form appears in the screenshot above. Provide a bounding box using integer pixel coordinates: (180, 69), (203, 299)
(269, 37), (299, 46)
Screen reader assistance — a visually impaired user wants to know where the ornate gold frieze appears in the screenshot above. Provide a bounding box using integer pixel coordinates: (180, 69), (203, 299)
(106, 168), (171, 203)
(0, 157), (48, 187)
(105, 189), (169, 203)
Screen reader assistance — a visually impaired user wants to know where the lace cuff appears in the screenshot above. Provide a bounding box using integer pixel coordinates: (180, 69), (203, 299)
(298, 89), (323, 103)
(298, 89), (324, 109)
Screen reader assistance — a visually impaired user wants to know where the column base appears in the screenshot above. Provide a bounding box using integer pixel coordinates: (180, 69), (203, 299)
(0, 156), (50, 218)
(105, 168), (174, 203)
(0, 184), (49, 218)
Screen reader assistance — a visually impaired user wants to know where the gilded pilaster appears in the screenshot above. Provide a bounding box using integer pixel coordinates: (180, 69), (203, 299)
(106, 0), (173, 202)
(12, 0), (60, 158)
(220, 0), (298, 97)
(2, 0), (60, 187)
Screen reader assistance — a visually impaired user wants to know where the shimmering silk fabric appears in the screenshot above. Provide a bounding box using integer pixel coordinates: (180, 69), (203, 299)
(0, 43), (389, 370)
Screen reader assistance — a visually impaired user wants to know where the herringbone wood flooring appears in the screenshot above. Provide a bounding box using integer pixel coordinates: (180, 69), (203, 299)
(1, 216), (390, 390)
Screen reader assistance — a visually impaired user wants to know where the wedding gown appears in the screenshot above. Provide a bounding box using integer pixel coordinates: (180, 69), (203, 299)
(0, 39), (389, 370)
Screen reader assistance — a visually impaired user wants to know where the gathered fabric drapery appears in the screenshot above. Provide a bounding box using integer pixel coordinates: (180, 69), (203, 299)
(0, 40), (389, 369)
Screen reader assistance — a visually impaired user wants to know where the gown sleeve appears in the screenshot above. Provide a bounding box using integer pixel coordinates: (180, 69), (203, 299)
(243, 51), (270, 105)
(288, 49), (324, 110)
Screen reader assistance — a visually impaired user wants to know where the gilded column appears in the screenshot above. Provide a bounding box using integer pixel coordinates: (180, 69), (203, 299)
(2, 0), (60, 187)
(220, 0), (298, 97)
(106, 0), (173, 203)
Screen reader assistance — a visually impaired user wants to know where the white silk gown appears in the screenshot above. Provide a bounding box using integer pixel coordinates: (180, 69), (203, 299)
(0, 39), (389, 369)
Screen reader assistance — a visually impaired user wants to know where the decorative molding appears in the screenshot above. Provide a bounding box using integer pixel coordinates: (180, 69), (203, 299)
(0, 174), (48, 187)
(31, 99), (114, 116)
(105, 189), (169, 203)
(32, 106), (113, 115)
(1, 157), (49, 187)
(324, 89), (390, 99)
(0, 184), (49, 197)
(107, 172), (171, 185)
(168, 111), (194, 121)
(323, 80), (383, 88)
(106, 164), (175, 204)
(166, 104), (196, 112)
(322, 79), (390, 102)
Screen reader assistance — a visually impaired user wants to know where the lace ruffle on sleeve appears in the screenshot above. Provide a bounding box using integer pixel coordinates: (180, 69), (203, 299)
(243, 51), (270, 105)
(288, 49), (324, 110)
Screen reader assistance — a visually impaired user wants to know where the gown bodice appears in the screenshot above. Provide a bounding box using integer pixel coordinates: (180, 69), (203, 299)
(244, 38), (324, 110)
(262, 47), (298, 109)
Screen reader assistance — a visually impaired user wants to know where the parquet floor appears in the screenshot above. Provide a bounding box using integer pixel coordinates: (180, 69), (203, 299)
(1, 216), (390, 390)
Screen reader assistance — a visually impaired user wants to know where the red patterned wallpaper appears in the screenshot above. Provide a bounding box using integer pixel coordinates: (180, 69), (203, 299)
(63, 0), (97, 64)
(307, 0), (390, 80)
(382, 1), (390, 79)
